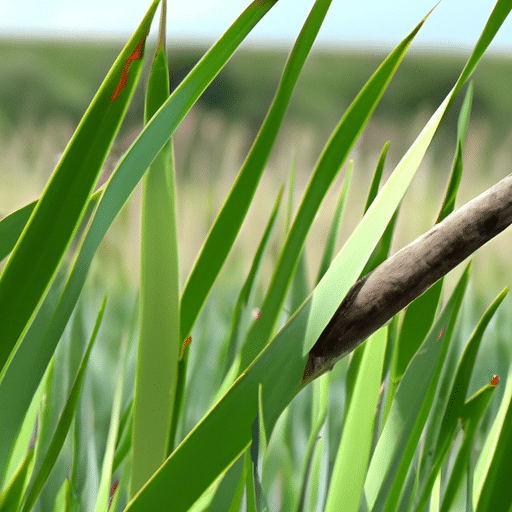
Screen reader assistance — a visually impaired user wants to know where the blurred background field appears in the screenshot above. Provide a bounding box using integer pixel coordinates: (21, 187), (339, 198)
(1, 38), (511, 302)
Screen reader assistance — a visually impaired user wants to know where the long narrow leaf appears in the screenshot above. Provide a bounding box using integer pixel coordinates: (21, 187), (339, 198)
(345, 144), (394, 412)
(0, 0), (160, 377)
(221, 187), (283, 383)
(363, 265), (470, 511)
(388, 81), (473, 409)
(414, 287), (508, 512)
(0, 449), (34, 512)
(0, 0), (276, 486)
(473, 365), (512, 506)
(436, 80), (473, 224)
(179, 0), (334, 342)
(302, 0), (512, 357)
(294, 374), (329, 512)
(52, 479), (72, 512)
(474, 385), (512, 510)
(0, 190), (103, 265)
(120, 3), (511, 508)
(0, 202), (35, 263)
(0, 270), (65, 485)
(315, 161), (353, 284)
(324, 327), (387, 512)
(239, 10), (430, 375)
(93, 337), (127, 512)
(131, 11), (180, 495)
(21, 298), (106, 512)
(124, 294), (308, 512)
(440, 383), (497, 512)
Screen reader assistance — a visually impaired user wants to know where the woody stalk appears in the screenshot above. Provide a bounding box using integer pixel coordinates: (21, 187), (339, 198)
(303, 172), (512, 384)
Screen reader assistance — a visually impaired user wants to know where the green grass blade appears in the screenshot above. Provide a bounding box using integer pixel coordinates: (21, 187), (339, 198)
(304, 431), (328, 512)
(315, 161), (353, 284)
(389, 78), (473, 441)
(0, 0), (160, 376)
(440, 383), (497, 512)
(343, 146), (395, 414)
(179, 0), (334, 343)
(473, 365), (512, 507)
(0, 201), (36, 263)
(293, 374), (328, 512)
(0, 0), (275, 487)
(391, 280), (443, 390)
(290, 250), (309, 315)
(0, 449), (34, 512)
(131, 16), (181, 495)
(20, 298), (106, 512)
(324, 327), (387, 512)
(474, 386), (512, 510)
(0, 189), (103, 265)
(303, 0), (512, 357)
(240, 13), (429, 374)
(358, 143), (399, 279)
(436, 80), (473, 224)
(245, 447), (257, 512)
(364, 142), (390, 213)
(388, 81), (472, 403)
(220, 188), (283, 382)
(0, 270), (66, 485)
(303, 88), (451, 359)
(250, 384), (269, 512)
(121, 4), (508, 507)
(286, 158), (296, 233)
(123, 298), (308, 512)
(93, 337), (127, 512)
(413, 288), (508, 512)
(449, 0), (512, 105)
(212, 190), (283, 407)
(435, 288), (506, 455)
(119, 3), (508, 509)
(113, 400), (133, 473)
(5, 361), (53, 494)
(203, 456), (245, 512)
(52, 479), (72, 512)
(431, 473), (441, 512)
(457, 81), (474, 146)
(363, 265), (470, 511)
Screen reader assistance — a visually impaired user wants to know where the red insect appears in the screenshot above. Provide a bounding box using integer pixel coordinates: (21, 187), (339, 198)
(110, 36), (146, 102)
(180, 335), (192, 360)
(491, 375), (499, 386)
(108, 479), (119, 510)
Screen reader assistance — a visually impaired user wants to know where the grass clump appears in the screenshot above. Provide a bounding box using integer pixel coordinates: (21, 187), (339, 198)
(1, 1), (512, 511)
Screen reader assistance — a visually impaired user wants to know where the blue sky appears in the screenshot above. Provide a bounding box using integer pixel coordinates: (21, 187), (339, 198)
(2, 0), (512, 52)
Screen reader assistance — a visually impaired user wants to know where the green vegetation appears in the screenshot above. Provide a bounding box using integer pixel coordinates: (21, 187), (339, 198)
(1, 0), (512, 511)
(2, 33), (512, 141)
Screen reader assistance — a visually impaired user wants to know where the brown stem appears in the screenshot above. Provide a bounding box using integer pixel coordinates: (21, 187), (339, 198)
(303, 173), (512, 384)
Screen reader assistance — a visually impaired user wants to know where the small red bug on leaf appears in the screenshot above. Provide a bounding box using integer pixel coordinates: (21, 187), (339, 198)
(111, 35), (147, 102)
(109, 479), (119, 510)
(252, 308), (261, 321)
(180, 335), (192, 361)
